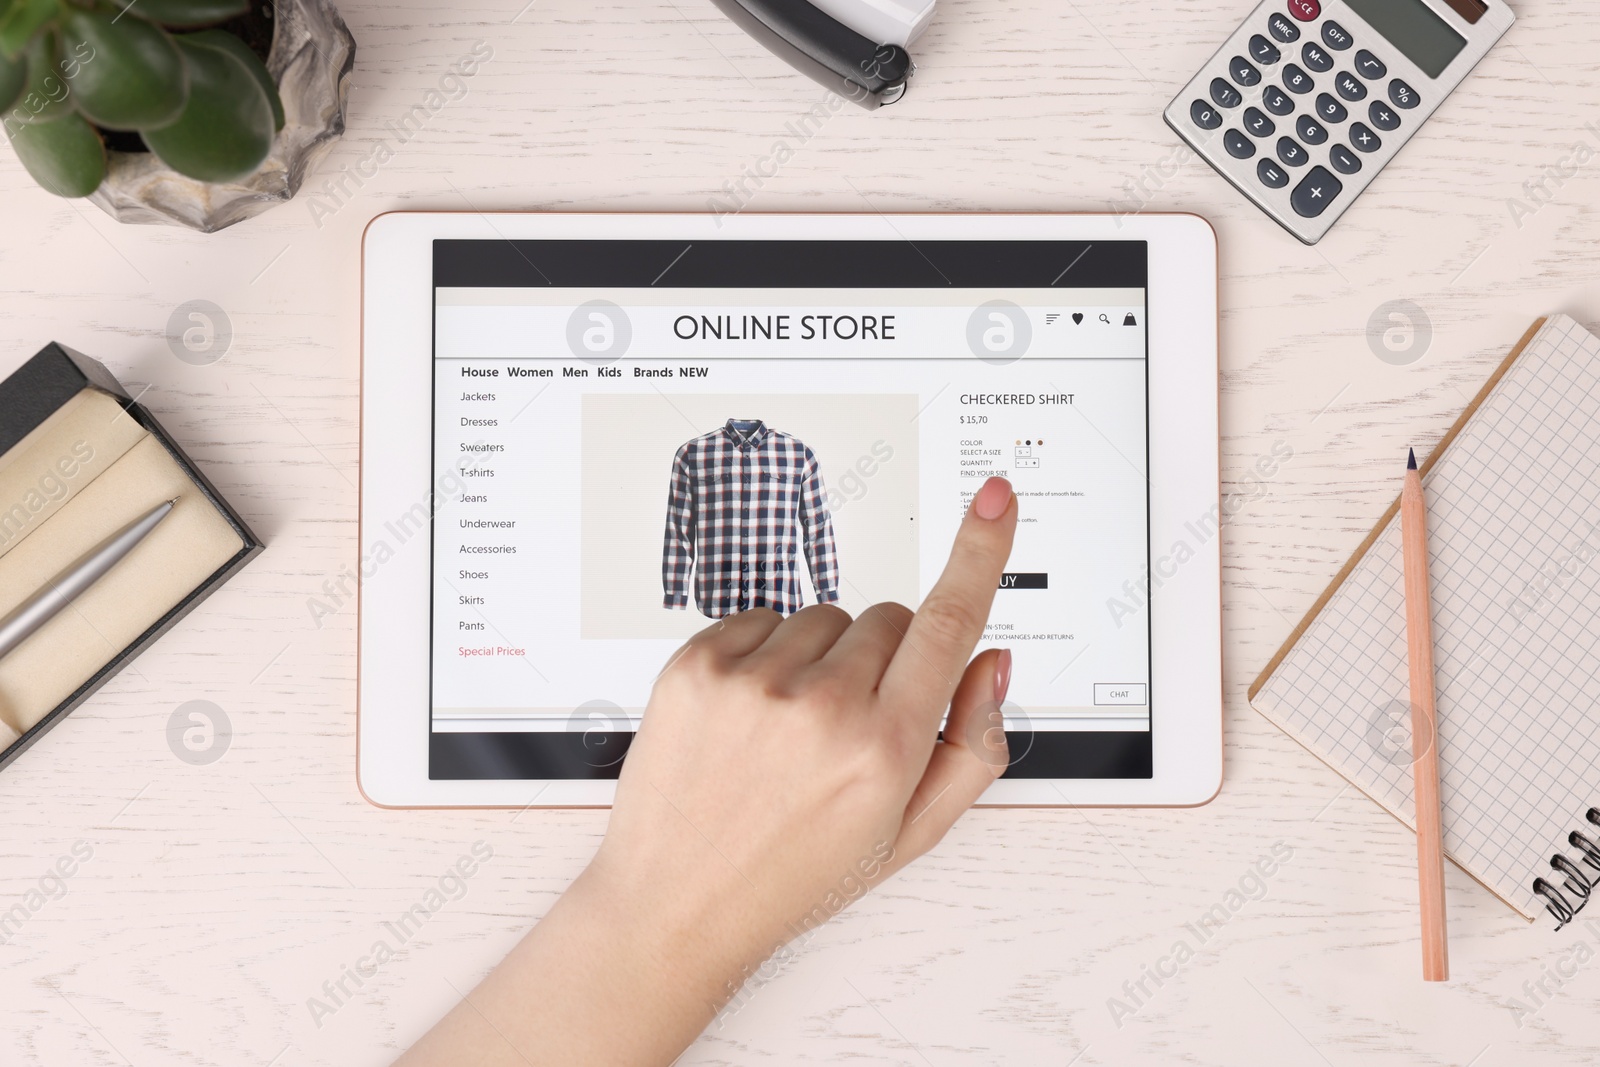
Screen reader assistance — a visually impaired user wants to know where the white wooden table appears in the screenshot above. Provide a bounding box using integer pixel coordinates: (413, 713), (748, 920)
(3, 1), (1598, 1063)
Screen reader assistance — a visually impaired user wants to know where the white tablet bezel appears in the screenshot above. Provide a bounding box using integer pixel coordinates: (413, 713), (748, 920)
(359, 212), (1221, 808)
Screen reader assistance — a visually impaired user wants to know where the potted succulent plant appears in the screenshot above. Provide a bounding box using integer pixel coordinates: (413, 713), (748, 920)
(0, 0), (353, 231)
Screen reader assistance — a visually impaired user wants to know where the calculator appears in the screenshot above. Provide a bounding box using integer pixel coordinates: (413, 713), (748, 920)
(1164, 0), (1514, 244)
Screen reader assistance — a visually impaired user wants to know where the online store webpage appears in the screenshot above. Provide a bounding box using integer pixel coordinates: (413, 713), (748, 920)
(429, 269), (1153, 749)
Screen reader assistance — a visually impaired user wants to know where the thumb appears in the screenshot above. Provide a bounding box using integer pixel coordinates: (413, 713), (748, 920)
(884, 647), (1011, 875)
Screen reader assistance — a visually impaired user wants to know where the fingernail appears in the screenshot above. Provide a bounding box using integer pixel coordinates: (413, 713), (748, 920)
(994, 648), (1012, 704)
(973, 476), (1012, 520)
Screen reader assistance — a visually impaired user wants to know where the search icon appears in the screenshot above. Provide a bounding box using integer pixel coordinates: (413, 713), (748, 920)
(1098, 313), (1111, 325)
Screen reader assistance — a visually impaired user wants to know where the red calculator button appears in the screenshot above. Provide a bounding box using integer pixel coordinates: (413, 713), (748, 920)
(1288, 0), (1319, 21)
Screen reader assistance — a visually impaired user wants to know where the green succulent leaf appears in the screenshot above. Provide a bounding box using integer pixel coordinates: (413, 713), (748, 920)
(0, 36), (26, 112)
(126, 0), (251, 28)
(142, 35), (273, 183)
(183, 29), (281, 131)
(6, 109), (107, 196)
(9, 32), (72, 125)
(0, 0), (57, 62)
(60, 7), (189, 130)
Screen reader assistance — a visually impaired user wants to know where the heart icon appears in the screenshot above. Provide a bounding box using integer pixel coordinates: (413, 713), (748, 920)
(1071, 312), (1083, 325)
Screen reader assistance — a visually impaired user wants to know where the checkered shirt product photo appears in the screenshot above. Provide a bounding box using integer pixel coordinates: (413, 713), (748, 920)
(662, 419), (840, 618)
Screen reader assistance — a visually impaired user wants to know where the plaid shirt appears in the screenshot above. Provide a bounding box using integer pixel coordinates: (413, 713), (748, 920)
(663, 419), (840, 618)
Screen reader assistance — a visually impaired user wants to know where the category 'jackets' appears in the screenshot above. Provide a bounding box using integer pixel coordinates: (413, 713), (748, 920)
(662, 419), (839, 618)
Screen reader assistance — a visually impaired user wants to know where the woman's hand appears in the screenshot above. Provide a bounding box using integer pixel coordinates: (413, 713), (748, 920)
(399, 476), (1017, 1067)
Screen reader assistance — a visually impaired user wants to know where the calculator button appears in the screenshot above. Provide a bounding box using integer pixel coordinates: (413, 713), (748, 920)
(1230, 56), (1262, 87)
(1389, 78), (1420, 109)
(1276, 137), (1309, 166)
(1328, 143), (1362, 174)
(1354, 49), (1387, 78)
(1287, 0), (1319, 23)
(1296, 114), (1328, 145)
(1301, 43), (1333, 72)
(1335, 72), (1367, 101)
(1224, 129), (1257, 159)
(1257, 159), (1289, 188)
(1268, 12), (1301, 43)
(1243, 106), (1276, 137)
(1249, 34), (1282, 65)
(1210, 77), (1242, 108)
(1315, 92), (1347, 123)
(1290, 165), (1342, 217)
(1261, 84), (1295, 116)
(1349, 121), (1382, 152)
(1320, 20), (1353, 50)
(1282, 63), (1314, 94)
(1190, 99), (1222, 129)
(1368, 101), (1400, 131)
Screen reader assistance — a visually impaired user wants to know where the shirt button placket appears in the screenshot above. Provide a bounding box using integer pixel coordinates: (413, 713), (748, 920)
(735, 452), (747, 611)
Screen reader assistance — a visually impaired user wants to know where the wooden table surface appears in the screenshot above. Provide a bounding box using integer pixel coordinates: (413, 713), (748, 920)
(3, 1), (1598, 1064)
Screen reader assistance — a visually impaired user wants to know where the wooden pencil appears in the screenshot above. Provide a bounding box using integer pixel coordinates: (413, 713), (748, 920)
(1402, 447), (1448, 981)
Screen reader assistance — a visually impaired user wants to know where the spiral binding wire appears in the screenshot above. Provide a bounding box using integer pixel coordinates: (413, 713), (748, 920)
(1533, 807), (1600, 929)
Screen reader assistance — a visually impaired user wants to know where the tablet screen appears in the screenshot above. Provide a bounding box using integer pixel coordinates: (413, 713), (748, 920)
(426, 239), (1154, 779)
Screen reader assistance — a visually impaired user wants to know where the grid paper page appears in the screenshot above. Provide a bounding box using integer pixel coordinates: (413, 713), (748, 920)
(1254, 315), (1600, 921)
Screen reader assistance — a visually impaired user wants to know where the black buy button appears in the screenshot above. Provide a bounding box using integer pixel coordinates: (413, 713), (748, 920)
(999, 573), (1048, 589)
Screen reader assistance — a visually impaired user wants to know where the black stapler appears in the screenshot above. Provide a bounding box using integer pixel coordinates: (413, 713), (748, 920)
(709, 0), (935, 109)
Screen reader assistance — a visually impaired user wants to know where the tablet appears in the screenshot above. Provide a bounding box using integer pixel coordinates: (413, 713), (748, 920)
(359, 213), (1221, 808)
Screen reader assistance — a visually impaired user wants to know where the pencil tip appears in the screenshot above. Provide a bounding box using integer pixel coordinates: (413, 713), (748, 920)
(1407, 448), (1417, 471)
(166, 497), (179, 507)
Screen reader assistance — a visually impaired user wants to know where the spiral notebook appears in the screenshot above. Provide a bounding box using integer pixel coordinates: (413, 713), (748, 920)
(1250, 314), (1600, 928)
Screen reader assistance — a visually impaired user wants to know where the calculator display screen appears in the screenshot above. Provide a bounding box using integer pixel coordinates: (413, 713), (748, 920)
(1346, 0), (1467, 79)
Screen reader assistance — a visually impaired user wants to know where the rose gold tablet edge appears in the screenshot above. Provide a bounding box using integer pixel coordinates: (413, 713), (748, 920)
(354, 209), (1224, 811)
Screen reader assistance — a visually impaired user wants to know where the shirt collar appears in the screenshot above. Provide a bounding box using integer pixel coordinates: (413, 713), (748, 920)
(723, 419), (770, 449)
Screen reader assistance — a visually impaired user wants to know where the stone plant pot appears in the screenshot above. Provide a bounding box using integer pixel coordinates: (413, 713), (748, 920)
(87, 0), (355, 233)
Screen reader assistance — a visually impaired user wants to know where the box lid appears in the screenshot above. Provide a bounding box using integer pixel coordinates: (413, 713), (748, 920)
(1, 342), (132, 457)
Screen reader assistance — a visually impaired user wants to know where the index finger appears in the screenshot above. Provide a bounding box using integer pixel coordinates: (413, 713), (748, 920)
(879, 476), (1017, 721)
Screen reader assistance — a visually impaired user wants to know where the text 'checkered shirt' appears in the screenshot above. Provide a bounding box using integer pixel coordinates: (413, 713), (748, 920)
(663, 419), (839, 618)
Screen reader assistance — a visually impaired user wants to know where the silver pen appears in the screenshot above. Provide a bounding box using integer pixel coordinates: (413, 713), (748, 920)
(0, 499), (177, 659)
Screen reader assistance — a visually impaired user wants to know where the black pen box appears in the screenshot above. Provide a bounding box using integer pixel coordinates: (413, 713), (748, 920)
(0, 342), (263, 771)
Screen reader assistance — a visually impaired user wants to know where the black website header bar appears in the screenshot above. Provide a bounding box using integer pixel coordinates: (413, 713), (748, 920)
(433, 239), (1147, 289)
